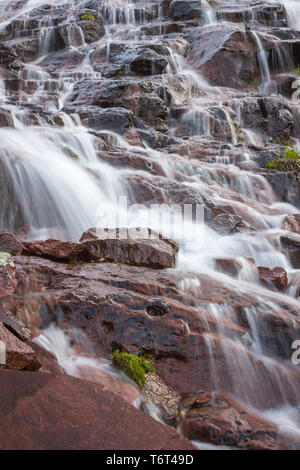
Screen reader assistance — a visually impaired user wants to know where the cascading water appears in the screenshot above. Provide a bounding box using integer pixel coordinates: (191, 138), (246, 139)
(1, 0), (300, 449)
(277, 0), (300, 30)
(251, 30), (273, 92)
(201, 0), (217, 25)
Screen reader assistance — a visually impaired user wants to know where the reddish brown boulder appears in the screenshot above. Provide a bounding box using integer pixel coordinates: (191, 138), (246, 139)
(0, 322), (40, 371)
(0, 370), (196, 450)
(258, 266), (288, 290)
(0, 231), (23, 255)
(0, 253), (17, 298)
(181, 393), (283, 450)
(80, 227), (179, 269)
(283, 214), (300, 235)
(22, 239), (85, 263)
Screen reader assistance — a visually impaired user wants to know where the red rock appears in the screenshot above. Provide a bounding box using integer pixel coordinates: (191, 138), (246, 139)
(80, 227), (179, 269)
(0, 322), (40, 371)
(22, 239), (85, 263)
(11, 255), (300, 411)
(0, 370), (196, 450)
(258, 266), (288, 290)
(0, 231), (23, 255)
(283, 214), (300, 235)
(181, 393), (288, 450)
(0, 253), (17, 298)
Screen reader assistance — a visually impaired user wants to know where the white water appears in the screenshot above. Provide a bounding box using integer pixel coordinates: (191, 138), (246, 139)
(278, 0), (300, 30)
(251, 31), (273, 92)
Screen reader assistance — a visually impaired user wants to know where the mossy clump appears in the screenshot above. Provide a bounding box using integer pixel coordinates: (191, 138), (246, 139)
(0, 252), (14, 267)
(79, 13), (97, 21)
(292, 67), (300, 75)
(265, 147), (300, 171)
(284, 148), (300, 160)
(112, 350), (155, 389)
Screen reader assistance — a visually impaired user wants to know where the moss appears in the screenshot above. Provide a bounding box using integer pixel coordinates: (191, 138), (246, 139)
(292, 67), (300, 75)
(265, 161), (277, 170)
(79, 13), (97, 21)
(112, 350), (155, 389)
(0, 252), (14, 267)
(265, 147), (300, 171)
(284, 148), (300, 160)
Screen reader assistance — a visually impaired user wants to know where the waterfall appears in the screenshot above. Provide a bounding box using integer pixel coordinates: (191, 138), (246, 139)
(279, 0), (300, 30)
(251, 31), (273, 92)
(1, 0), (300, 449)
(201, 0), (217, 25)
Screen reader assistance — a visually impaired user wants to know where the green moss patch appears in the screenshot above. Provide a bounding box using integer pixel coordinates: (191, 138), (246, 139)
(112, 350), (155, 389)
(265, 147), (300, 171)
(79, 13), (97, 21)
(0, 252), (14, 267)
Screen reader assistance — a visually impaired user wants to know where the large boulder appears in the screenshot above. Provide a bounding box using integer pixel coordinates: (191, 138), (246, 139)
(187, 25), (258, 89)
(80, 227), (179, 269)
(71, 77), (173, 128)
(0, 370), (196, 450)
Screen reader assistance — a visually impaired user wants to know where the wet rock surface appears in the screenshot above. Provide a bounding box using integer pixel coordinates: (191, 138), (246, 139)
(0, 0), (300, 451)
(180, 393), (288, 450)
(0, 370), (195, 450)
(0, 322), (40, 371)
(258, 266), (288, 290)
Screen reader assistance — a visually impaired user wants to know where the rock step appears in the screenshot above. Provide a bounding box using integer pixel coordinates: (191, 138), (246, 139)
(0, 370), (196, 450)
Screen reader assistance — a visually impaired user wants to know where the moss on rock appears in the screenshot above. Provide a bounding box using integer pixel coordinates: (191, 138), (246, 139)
(112, 350), (155, 389)
(0, 252), (14, 267)
(265, 147), (300, 171)
(79, 13), (97, 21)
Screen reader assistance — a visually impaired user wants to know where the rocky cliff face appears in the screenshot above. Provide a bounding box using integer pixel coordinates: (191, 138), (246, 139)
(0, 0), (300, 450)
